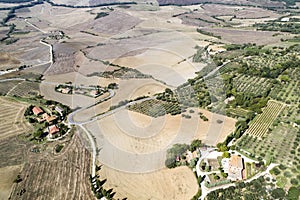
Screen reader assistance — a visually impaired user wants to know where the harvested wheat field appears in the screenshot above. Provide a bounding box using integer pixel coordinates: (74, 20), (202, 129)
(0, 97), (32, 140)
(85, 107), (235, 173)
(98, 165), (199, 200)
(0, 52), (20, 70)
(9, 134), (95, 200)
(0, 165), (22, 200)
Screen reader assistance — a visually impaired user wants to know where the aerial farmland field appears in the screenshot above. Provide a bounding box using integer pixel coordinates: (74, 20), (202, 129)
(0, 0), (300, 199)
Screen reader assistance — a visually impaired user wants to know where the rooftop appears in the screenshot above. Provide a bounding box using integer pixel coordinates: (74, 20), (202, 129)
(230, 155), (244, 169)
(32, 106), (43, 115)
(48, 125), (60, 135)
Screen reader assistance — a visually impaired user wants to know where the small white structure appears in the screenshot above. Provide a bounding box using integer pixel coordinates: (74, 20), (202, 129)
(281, 17), (290, 22)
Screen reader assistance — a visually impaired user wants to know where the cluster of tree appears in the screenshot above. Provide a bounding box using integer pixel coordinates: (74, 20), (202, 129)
(165, 143), (190, 168)
(271, 0), (300, 7)
(44, 0), (136, 9)
(217, 117), (252, 150)
(254, 22), (300, 34)
(156, 88), (178, 103)
(1, 0), (43, 25)
(224, 43), (257, 51)
(94, 12), (109, 20)
(99, 66), (152, 79)
(196, 28), (221, 39)
(0, 0), (32, 3)
(90, 175), (120, 200)
(237, 56), (300, 79)
(208, 176), (300, 199)
(184, 78), (212, 108)
(192, 46), (206, 62)
(165, 140), (202, 168)
(13, 174), (23, 183)
(197, 62), (219, 77)
(44, 99), (71, 116)
(222, 74), (270, 114)
(206, 176), (278, 200)
(190, 139), (202, 152)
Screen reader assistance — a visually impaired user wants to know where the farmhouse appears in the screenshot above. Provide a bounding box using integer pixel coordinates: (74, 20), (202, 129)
(46, 115), (57, 123)
(32, 106), (43, 115)
(48, 125), (60, 138)
(38, 113), (50, 122)
(228, 155), (244, 180)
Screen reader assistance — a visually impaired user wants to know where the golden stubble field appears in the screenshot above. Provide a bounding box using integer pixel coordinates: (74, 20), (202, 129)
(98, 165), (199, 200)
(0, 165), (22, 200)
(84, 107), (236, 199)
(0, 97), (32, 140)
(1, 2), (271, 199)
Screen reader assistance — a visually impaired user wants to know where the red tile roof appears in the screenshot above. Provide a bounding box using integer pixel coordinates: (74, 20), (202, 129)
(48, 125), (59, 135)
(32, 106), (43, 115)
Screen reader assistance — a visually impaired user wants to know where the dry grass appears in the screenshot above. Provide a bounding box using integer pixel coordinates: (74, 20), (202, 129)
(98, 165), (199, 200)
(0, 97), (32, 140)
(0, 80), (22, 96)
(0, 165), (22, 200)
(200, 27), (283, 45)
(83, 107), (235, 174)
(0, 52), (20, 70)
(8, 81), (40, 97)
(94, 108), (235, 154)
(0, 136), (33, 169)
(9, 134), (95, 200)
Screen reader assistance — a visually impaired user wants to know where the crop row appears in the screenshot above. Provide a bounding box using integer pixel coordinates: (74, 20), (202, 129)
(233, 74), (272, 95)
(8, 81), (40, 97)
(245, 101), (284, 138)
(127, 99), (182, 118)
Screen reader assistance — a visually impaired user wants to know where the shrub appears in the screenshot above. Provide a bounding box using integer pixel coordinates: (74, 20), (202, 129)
(290, 178), (299, 185)
(270, 167), (281, 175)
(287, 187), (300, 200)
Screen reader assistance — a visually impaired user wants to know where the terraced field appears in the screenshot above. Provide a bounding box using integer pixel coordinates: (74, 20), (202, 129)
(245, 100), (284, 138)
(0, 97), (32, 140)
